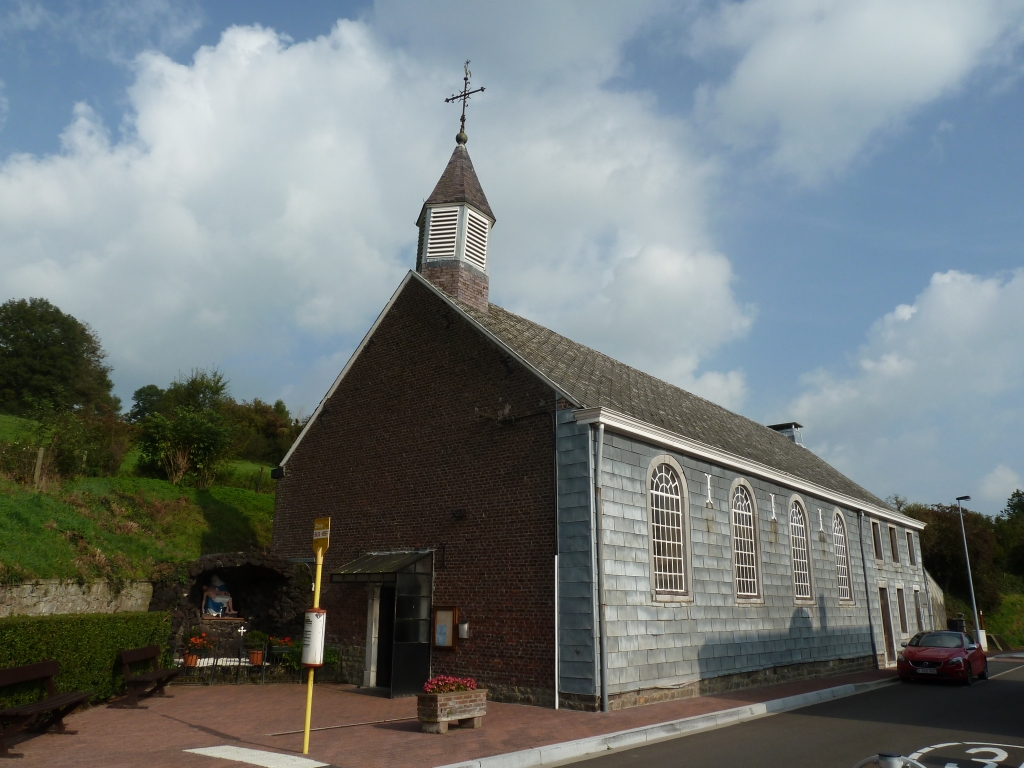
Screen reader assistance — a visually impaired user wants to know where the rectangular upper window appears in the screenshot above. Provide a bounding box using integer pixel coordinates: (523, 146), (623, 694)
(889, 526), (901, 565)
(425, 206), (459, 260)
(896, 587), (909, 634)
(872, 521), (884, 561)
(464, 208), (489, 270)
(906, 530), (917, 567)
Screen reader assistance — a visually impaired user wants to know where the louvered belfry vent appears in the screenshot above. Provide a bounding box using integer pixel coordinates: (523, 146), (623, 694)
(464, 208), (489, 270)
(416, 142), (495, 312)
(426, 207), (460, 261)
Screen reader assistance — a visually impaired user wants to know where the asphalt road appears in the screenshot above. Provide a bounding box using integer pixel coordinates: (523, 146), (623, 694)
(577, 658), (1024, 768)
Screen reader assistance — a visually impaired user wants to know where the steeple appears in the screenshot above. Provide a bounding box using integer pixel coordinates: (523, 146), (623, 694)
(415, 63), (494, 313)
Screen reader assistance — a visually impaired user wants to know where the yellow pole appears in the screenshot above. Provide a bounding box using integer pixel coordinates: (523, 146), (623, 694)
(302, 547), (324, 755)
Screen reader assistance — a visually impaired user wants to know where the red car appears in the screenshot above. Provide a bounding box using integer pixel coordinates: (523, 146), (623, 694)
(897, 631), (988, 684)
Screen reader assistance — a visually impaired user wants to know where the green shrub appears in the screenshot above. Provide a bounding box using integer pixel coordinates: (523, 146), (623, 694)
(0, 611), (171, 707)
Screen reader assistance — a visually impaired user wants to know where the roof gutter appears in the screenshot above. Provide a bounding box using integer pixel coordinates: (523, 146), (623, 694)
(573, 407), (924, 531)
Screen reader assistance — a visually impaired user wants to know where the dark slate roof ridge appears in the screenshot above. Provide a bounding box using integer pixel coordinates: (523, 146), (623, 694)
(422, 144), (495, 222)
(443, 293), (889, 510)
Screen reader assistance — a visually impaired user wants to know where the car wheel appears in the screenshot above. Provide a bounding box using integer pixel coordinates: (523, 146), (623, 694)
(964, 665), (974, 686)
(979, 660), (989, 680)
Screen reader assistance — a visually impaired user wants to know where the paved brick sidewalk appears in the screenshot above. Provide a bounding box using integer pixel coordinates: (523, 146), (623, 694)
(6, 669), (894, 767)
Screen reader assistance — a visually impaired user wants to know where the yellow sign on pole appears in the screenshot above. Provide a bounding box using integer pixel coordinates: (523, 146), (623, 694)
(312, 517), (330, 554)
(303, 516), (330, 755)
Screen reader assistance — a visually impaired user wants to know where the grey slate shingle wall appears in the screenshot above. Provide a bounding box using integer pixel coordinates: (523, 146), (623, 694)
(596, 431), (891, 692)
(556, 408), (598, 695)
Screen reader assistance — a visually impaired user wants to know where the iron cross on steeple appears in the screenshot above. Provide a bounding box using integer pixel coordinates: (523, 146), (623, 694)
(445, 60), (485, 144)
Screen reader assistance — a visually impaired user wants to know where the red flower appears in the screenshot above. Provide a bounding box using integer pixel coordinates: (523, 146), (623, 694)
(423, 675), (477, 693)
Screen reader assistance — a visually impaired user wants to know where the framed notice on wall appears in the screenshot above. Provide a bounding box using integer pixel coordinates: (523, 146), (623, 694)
(433, 606), (458, 650)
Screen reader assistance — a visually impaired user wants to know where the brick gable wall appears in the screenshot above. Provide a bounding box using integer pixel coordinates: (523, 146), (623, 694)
(273, 278), (557, 703)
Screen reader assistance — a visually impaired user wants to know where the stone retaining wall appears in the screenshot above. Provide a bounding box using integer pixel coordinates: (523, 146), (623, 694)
(0, 579), (153, 618)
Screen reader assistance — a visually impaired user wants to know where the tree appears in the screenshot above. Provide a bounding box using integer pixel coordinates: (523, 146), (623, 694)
(995, 489), (1024, 579)
(906, 503), (1001, 611)
(137, 407), (230, 487)
(0, 298), (119, 414)
(162, 369), (228, 412)
(127, 384), (166, 423)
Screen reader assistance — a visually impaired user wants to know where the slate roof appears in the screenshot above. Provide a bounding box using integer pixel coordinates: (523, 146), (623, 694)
(454, 296), (890, 510)
(420, 144), (495, 223)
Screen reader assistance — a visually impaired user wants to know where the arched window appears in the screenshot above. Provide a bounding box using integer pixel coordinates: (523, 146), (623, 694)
(790, 500), (811, 599)
(650, 464), (686, 593)
(731, 484), (759, 597)
(833, 512), (852, 601)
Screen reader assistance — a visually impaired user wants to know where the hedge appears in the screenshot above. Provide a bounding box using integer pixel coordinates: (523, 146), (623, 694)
(0, 611), (171, 707)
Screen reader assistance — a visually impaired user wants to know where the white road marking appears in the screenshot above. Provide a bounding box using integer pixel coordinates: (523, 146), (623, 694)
(988, 664), (1024, 679)
(963, 742), (1024, 749)
(185, 745), (329, 767)
(909, 743), (958, 759)
(908, 742), (1024, 763)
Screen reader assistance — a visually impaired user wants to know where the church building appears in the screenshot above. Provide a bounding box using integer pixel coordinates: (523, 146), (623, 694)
(271, 125), (935, 711)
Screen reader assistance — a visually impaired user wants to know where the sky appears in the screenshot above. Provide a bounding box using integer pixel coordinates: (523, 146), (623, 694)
(1, 0), (1023, 514)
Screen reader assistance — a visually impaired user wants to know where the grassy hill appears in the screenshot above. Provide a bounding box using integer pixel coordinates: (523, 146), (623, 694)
(0, 414), (35, 442)
(0, 475), (274, 584)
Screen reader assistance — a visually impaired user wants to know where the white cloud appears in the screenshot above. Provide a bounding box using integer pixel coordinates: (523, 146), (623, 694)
(789, 270), (1024, 509)
(980, 465), (1022, 505)
(689, 0), (1024, 184)
(0, 12), (751, 412)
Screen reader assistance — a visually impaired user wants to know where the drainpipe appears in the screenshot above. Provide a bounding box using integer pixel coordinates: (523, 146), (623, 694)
(552, 406), (560, 711)
(857, 511), (879, 667)
(594, 423), (609, 713)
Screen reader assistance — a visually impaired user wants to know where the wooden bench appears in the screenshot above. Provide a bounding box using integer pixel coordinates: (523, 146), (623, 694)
(0, 660), (90, 757)
(115, 646), (178, 709)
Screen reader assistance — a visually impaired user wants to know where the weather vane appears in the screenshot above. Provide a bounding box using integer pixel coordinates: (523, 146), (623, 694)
(445, 60), (485, 144)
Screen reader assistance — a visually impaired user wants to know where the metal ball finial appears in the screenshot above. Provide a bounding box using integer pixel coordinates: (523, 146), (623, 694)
(456, 131), (468, 145)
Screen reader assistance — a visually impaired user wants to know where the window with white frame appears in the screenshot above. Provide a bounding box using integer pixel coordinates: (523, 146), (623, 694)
(731, 484), (759, 597)
(871, 521), (884, 560)
(649, 464), (686, 594)
(888, 526), (901, 565)
(913, 588), (923, 631)
(833, 512), (852, 601)
(790, 500), (811, 599)
(896, 587), (909, 634)
(906, 530), (917, 567)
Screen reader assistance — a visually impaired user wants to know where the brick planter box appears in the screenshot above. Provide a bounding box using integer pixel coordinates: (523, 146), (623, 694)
(416, 689), (487, 734)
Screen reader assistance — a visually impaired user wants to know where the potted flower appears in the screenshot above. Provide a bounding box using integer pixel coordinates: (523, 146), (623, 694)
(417, 675), (486, 734)
(184, 629), (213, 667)
(245, 630), (269, 666)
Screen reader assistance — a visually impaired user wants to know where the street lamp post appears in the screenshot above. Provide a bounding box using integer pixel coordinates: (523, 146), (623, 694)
(955, 495), (983, 649)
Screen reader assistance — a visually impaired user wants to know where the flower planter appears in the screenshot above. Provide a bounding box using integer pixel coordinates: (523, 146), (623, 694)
(417, 689), (487, 734)
(248, 650), (264, 666)
(183, 652), (199, 668)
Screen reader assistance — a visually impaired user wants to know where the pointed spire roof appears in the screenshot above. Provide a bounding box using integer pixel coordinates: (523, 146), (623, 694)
(420, 143), (495, 223)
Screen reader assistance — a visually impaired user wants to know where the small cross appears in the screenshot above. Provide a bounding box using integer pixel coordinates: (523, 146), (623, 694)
(445, 60), (485, 137)
(238, 626), (247, 637)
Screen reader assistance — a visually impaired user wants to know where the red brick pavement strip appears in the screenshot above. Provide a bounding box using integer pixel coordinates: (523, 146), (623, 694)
(6, 670), (895, 768)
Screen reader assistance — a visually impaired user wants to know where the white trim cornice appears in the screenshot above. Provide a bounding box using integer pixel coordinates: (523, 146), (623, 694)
(574, 407), (924, 531)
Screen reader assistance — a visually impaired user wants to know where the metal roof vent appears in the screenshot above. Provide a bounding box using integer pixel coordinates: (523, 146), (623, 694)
(768, 422), (804, 445)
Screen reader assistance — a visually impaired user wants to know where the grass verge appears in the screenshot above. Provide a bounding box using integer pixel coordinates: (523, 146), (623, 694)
(0, 476), (274, 584)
